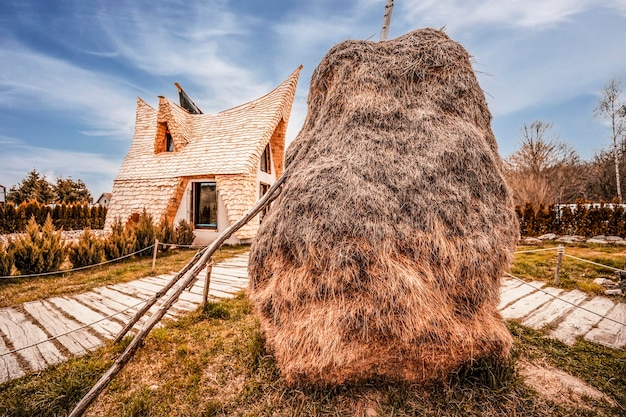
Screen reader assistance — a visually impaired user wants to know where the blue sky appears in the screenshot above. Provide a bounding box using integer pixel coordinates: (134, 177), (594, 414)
(1, 0), (625, 198)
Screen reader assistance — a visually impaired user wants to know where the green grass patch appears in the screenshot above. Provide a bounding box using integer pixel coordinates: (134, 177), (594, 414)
(512, 243), (626, 300)
(2, 295), (622, 416)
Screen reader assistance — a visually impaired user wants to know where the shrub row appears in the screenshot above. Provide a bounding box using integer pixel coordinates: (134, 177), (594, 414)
(516, 201), (626, 237)
(0, 200), (107, 233)
(1, 210), (196, 277)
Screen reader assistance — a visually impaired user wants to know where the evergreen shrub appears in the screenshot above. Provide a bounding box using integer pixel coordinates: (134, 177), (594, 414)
(68, 229), (105, 268)
(11, 215), (65, 275)
(156, 219), (175, 252)
(0, 242), (14, 276)
(134, 209), (156, 256)
(104, 217), (136, 260)
(174, 219), (195, 246)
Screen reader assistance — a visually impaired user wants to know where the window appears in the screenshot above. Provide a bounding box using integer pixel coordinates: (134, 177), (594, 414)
(259, 182), (270, 222)
(193, 182), (217, 229)
(260, 144), (271, 173)
(166, 127), (174, 152)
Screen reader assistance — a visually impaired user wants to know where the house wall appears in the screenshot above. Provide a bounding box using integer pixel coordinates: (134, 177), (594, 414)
(173, 178), (243, 246)
(172, 157), (277, 247)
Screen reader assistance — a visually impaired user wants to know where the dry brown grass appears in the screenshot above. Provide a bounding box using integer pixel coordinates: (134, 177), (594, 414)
(249, 28), (518, 386)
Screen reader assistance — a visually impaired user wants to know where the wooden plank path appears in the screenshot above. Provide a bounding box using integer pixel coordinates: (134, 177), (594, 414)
(0, 252), (251, 384)
(0, 251), (624, 385)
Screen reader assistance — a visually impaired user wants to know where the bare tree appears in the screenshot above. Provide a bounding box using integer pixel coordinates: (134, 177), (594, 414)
(595, 77), (626, 202)
(505, 121), (582, 206)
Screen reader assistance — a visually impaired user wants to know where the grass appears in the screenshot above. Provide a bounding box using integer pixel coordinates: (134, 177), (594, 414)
(1, 295), (622, 417)
(511, 242), (626, 300)
(1, 243), (624, 416)
(0, 245), (250, 308)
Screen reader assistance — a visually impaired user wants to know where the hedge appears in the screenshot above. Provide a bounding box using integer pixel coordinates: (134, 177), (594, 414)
(0, 201), (106, 234)
(516, 201), (626, 237)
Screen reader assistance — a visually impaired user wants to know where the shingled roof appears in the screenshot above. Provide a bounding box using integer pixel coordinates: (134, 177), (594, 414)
(106, 66), (301, 238)
(115, 65), (302, 182)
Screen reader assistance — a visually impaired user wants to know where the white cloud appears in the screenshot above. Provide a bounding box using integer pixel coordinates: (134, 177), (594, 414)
(397, 0), (623, 30)
(93, 1), (273, 112)
(0, 43), (136, 138)
(0, 137), (120, 196)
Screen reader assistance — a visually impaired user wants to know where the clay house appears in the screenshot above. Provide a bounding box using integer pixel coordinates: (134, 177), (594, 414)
(105, 66), (301, 245)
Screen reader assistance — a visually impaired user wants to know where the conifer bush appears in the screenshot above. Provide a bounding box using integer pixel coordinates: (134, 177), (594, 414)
(0, 242), (14, 276)
(156, 218), (175, 252)
(174, 219), (195, 246)
(134, 209), (156, 256)
(11, 215), (65, 275)
(68, 229), (105, 268)
(104, 217), (136, 260)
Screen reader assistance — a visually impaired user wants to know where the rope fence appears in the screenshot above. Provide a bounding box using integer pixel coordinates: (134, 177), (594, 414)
(2, 245), (624, 359)
(0, 240), (207, 280)
(0, 297), (149, 357)
(504, 272), (625, 327)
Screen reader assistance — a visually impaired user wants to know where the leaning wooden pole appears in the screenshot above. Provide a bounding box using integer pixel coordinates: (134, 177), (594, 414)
(113, 247), (206, 343)
(379, 0), (395, 41)
(69, 174), (287, 417)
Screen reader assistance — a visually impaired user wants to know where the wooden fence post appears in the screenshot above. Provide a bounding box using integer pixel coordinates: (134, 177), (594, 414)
(202, 260), (213, 306)
(152, 239), (159, 273)
(554, 245), (564, 285)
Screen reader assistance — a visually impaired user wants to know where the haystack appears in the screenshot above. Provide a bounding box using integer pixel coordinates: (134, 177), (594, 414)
(248, 28), (519, 386)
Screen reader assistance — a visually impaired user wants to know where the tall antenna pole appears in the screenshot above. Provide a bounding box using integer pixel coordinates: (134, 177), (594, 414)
(379, 0), (395, 41)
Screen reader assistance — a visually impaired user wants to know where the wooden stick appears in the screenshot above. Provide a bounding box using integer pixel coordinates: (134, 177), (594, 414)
(202, 260), (213, 306)
(113, 248), (206, 343)
(554, 245), (564, 285)
(151, 239), (159, 272)
(69, 173), (286, 417)
(379, 0), (394, 41)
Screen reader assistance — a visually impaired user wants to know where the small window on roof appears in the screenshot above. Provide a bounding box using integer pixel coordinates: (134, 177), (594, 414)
(260, 144), (271, 173)
(166, 127), (174, 152)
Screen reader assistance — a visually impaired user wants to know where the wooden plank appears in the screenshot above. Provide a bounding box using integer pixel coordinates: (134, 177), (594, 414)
(522, 290), (587, 329)
(499, 279), (525, 296)
(209, 267), (248, 276)
(47, 297), (121, 339)
(112, 282), (157, 300)
(92, 287), (145, 310)
(0, 308), (65, 370)
(584, 303), (626, 349)
(189, 281), (243, 297)
(73, 292), (136, 322)
(501, 287), (563, 320)
(23, 300), (102, 355)
(133, 279), (203, 312)
(551, 297), (616, 345)
(191, 279), (245, 293)
(209, 272), (249, 284)
(498, 281), (545, 310)
(0, 333), (25, 383)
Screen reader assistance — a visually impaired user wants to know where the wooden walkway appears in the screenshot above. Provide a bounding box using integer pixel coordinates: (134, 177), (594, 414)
(0, 252), (624, 384)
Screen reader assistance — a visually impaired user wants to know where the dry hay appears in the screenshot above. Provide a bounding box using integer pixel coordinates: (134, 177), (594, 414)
(248, 28), (519, 386)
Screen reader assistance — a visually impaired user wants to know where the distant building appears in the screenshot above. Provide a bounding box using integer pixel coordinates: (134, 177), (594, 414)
(0, 184), (5, 207)
(105, 67), (301, 245)
(96, 192), (112, 207)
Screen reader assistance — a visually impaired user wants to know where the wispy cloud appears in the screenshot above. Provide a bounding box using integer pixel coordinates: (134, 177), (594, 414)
(0, 43), (136, 138)
(398, 0), (622, 30)
(92, 1), (273, 112)
(0, 136), (120, 194)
